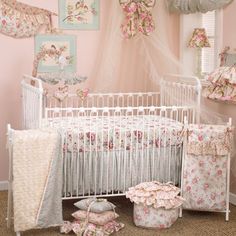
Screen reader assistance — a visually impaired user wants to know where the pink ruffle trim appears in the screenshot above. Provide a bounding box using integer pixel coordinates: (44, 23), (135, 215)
(126, 182), (184, 209)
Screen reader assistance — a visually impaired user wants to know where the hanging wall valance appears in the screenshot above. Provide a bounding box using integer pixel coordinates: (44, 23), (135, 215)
(168, 0), (233, 14)
(0, 0), (55, 38)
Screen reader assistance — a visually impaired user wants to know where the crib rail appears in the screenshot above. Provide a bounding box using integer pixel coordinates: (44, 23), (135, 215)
(45, 92), (160, 111)
(160, 74), (201, 109)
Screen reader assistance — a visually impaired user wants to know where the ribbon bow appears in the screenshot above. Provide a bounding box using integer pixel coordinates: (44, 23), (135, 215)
(120, 0), (156, 39)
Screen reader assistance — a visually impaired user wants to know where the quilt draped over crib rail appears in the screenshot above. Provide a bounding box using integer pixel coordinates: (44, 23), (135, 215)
(12, 129), (63, 232)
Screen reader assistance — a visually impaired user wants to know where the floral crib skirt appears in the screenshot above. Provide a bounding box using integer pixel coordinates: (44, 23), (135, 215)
(182, 124), (232, 211)
(134, 204), (179, 229)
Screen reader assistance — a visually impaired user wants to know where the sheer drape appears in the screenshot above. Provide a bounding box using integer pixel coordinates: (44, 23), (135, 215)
(90, 0), (181, 92)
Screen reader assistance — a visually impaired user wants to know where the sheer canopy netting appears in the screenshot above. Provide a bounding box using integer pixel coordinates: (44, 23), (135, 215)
(90, 0), (182, 93)
(90, 0), (231, 125)
(89, 0), (236, 176)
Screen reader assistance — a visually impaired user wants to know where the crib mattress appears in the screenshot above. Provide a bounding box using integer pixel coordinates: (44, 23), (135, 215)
(42, 115), (184, 152)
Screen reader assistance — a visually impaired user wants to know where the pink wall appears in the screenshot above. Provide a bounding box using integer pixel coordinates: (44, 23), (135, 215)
(223, 0), (236, 48)
(0, 1), (179, 182)
(222, 1), (236, 193)
(0, 0), (104, 181)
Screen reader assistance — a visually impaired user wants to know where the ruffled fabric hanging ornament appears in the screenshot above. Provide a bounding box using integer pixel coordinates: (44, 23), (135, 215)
(119, 0), (156, 39)
(168, 0), (233, 14)
(0, 0), (55, 38)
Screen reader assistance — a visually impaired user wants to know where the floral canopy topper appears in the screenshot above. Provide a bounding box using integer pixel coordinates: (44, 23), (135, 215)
(119, 0), (156, 39)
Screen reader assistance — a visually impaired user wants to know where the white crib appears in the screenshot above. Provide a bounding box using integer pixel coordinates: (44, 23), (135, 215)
(19, 74), (201, 200)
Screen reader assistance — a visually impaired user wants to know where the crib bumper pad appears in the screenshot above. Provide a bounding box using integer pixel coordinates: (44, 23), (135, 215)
(42, 116), (184, 153)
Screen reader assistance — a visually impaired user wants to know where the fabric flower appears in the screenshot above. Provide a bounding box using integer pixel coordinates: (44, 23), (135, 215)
(120, 0), (156, 38)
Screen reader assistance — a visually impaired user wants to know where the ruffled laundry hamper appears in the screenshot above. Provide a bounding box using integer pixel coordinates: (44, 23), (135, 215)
(181, 123), (233, 221)
(126, 182), (184, 229)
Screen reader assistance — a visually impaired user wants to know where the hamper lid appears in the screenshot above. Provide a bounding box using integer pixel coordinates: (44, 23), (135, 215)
(126, 182), (184, 209)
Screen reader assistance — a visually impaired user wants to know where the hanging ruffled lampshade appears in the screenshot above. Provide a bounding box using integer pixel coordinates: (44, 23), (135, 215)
(168, 0), (233, 14)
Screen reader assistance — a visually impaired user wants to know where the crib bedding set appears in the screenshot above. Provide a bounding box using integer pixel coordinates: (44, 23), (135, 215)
(10, 129), (63, 232)
(8, 73), (234, 235)
(43, 115), (184, 196)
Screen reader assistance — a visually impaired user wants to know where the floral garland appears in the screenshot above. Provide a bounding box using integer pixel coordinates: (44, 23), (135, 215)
(119, 0), (156, 39)
(0, 0), (55, 38)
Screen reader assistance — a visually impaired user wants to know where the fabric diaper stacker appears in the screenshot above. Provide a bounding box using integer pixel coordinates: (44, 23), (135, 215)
(126, 181), (184, 229)
(60, 198), (124, 236)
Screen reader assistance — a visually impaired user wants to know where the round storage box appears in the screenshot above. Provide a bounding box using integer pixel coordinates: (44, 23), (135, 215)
(133, 203), (179, 229)
(126, 181), (184, 229)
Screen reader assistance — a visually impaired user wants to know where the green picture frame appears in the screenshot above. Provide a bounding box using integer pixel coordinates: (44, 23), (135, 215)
(59, 0), (100, 30)
(35, 34), (77, 73)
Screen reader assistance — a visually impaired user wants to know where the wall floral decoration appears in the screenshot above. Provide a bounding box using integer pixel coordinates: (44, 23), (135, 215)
(119, 0), (156, 39)
(35, 34), (77, 73)
(0, 0), (55, 38)
(59, 0), (99, 30)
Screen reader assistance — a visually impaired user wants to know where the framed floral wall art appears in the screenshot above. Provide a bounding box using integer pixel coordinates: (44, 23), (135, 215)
(59, 0), (99, 30)
(35, 34), (77, 73)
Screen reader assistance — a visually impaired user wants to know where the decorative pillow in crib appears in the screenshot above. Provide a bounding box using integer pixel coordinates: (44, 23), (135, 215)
(72, 210), (119, 226)
(74, 198), (116, 213)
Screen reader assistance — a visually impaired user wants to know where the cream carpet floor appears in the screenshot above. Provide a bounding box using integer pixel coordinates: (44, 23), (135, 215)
(1, 191), (236, 236)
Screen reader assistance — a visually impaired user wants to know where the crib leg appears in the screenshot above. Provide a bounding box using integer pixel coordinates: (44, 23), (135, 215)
(7, 126), (13, 229)
(179, 207), (183, 218)
(7, 182), (12, 228)
(225, 154), (230, 222)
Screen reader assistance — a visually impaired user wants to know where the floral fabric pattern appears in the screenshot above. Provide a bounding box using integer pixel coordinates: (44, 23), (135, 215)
(187, 124), (233, 156)
(60, 220), (124, 236)
(203, 66), (236, 102)
(133, 203), (179, 229)
(188, 28), (210, 48)
(120, 0), (156, 38)
(182, 124), (231, 211)
(126, 182), (184, 210)
(182, 154), (227, 211)
(41, 116), (184, 153)
(72, 210), (119, 226)
(0, 0), (53, 38)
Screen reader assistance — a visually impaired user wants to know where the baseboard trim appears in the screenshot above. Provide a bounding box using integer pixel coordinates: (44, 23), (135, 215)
(230, 193), (236, 206)
(0, 181), (8, 191)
